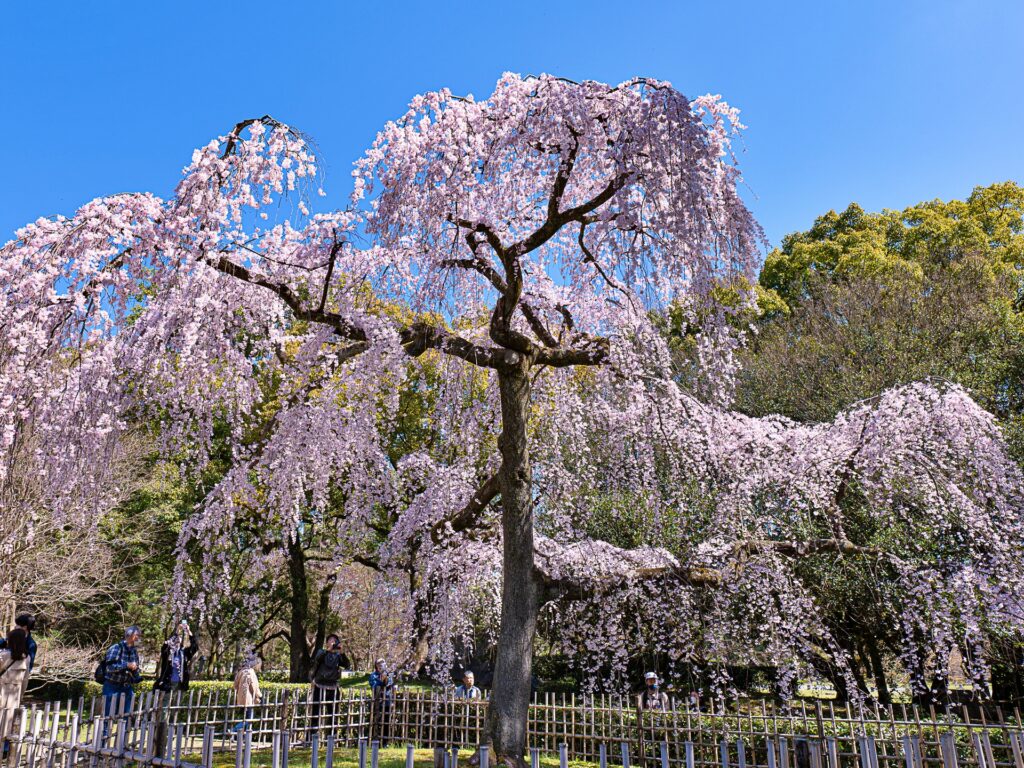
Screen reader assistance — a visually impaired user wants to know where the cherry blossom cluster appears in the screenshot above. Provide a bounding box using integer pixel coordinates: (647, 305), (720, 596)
(2, 75), (1022, 700)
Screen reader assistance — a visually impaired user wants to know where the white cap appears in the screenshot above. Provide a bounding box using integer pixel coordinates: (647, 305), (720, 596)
(644, 671), (658, 680)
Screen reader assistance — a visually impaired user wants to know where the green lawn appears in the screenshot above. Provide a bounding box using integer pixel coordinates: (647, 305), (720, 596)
(201, 745), (595, 768)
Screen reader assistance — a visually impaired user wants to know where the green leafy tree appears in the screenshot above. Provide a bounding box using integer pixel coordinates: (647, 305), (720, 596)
(734, 182), (1024, 701)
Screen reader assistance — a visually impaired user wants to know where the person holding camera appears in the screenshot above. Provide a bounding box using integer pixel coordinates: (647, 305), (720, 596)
(309, 634), (345, 733)
(101, 626), (143, 726)
(155, 620), (199, 694)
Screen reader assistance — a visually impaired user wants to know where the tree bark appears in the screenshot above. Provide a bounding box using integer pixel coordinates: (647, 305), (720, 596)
(486, 361), (537, 767)
(403, 570), (433, 677)
(287, 535), (312, 682)
(864, 635), (891, 704)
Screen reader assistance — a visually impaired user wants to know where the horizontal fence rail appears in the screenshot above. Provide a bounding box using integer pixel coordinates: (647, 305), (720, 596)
(3, 691), (1023, 768)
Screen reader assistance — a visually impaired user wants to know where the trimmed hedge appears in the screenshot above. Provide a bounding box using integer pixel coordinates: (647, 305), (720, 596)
(78, 679), (312, 699)
(66, 673), (435, 700)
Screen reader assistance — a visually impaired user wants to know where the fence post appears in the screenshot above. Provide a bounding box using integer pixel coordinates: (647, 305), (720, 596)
(29, 706), (43, 768)
(794, 738), (810, 768)
(902, 736), (917, 768)
(737, 740), (746, 768)
(174, 724), (184, 768)
(311, 733), (319, 768)
(272, 732), (281, 768)
(480, 745), (489, 768)
(972, 734), (988, 768)
(767, 739), (777, 768)
(66, 714), (80, 768)
(560, 743), (569, 768)
(1009, 732), (1024, 768)
(143, 716), (154, 765)
(939, 733), (958, 768)
(980, 732), (996, 768)
(822, 738), (835, 768)
(235, 723), (244, 768)
(201, 725), (215, 768)
(282, 730), (291, 768)
(814, 740), (826, 768)
(89, 717), (103, 768)
(621, 741), (630, 768)
(46, 702), (60, 768)
(600, 743), (608, 768)
(243, 728), (252, 768)
(720, 740), (730, 768)
(358, 738), (367, 768)
(779, 737), (790, 768)
(113, 717), (127, 768)
(532, 746), (541, 768)
(327, 736), (337, 768)
(856, 737), (871, 768)
(405, 744), (414, 768)
(685, 742), (695, 768)
(660, 742), (670, 768)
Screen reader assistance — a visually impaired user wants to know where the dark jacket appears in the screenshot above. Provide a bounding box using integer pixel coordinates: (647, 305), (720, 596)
(154, 633), (198, 691)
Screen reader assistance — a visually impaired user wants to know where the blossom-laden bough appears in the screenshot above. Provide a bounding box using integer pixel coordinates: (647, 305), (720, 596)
(2, 75), (1022, 765)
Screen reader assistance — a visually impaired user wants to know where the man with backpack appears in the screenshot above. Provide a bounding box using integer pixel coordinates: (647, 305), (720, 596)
(98, 626), (143, 728)
(308, 634), (344, 734)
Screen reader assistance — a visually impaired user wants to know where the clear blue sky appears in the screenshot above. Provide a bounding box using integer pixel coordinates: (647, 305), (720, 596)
(2, 0), (1022, 254)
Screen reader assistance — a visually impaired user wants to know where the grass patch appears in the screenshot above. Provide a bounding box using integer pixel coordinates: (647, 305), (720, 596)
(199, 745), (595, 768)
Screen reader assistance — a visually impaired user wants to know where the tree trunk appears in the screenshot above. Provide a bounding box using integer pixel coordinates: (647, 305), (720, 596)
(287, 535), (312, 682)
(486, 362), (537, 767)
(864, 636), (891, 704)
(403, 570), (433, 677)
(313, 571), (338, 658)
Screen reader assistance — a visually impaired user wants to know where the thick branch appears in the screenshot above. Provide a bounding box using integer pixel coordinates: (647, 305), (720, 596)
(534, 536), (907, 597)
(431, 472), (501, 544)
(318, 235), (343, 314)
(509, 172), (630, 258)
(534, 337), (609, 367)
(210, 254), (503, 368)
(212, 253), (367, 339)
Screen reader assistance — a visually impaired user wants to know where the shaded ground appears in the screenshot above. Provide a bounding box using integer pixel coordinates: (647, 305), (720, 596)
(200, 746), (595, 768)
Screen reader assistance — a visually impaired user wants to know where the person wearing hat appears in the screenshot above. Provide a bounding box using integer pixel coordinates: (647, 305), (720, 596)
(640, 671), (669, 711)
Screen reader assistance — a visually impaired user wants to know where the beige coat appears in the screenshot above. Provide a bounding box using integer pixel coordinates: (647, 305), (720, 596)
(0, 655), (28, 741)
(233, 667), (261, 707)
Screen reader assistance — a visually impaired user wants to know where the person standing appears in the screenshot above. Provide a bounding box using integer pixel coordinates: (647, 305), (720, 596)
(155, 620), (198, 694)
(0, 615), (36, 698)
(640, 672), (669, 711)
(368, 658), (388, 693)
(369, 659), (396, 746)
(233, 653), (262, 732)
(102, 626), (143, 720)
(309, 634), (344, 733)
(0, 628), (30, 743)
(454, 670), (481, 700)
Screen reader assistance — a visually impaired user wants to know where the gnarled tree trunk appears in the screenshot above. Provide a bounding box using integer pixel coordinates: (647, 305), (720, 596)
(486, 362), (537, 767)
(287, 535), (312, 682)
